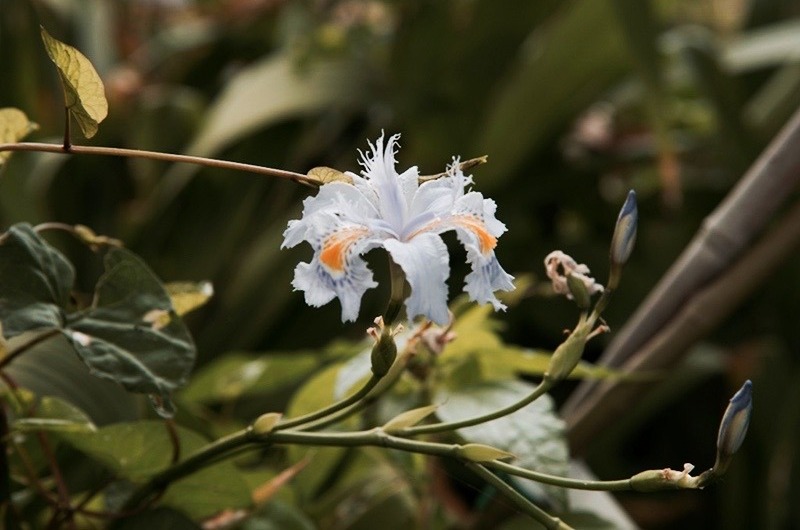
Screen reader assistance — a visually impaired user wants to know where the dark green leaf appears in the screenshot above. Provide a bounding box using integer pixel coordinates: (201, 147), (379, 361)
(65, 248), (195, 416)
(111, 507), (201, 530)
(0, 223), (73, 336)
(241, 500), (316, 530)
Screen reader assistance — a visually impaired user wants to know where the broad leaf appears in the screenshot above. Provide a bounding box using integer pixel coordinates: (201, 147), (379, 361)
(112, 507), (201, 530)
(65, 248), (195, 416)
(0, 225), (195, 415)
(0, 223), (74, 335)
(40, 26), (108, 139)
(61, 420), (251, 518)
(181, 351), (329, 404)
(12, 395), (96, 433)
(435, 379), (570, 509)
(0, 108), (38, 164)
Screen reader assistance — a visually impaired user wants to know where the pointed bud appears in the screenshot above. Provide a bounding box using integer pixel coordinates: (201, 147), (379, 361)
(544, 322), (591, 383)
(714, 380), (753, 473)
(457, 443), (515, 462)
(382, 404), (439, 433)
(609, 190), (638, 269)
(566, 273), (592, 310)
(368, 317), (397, 377)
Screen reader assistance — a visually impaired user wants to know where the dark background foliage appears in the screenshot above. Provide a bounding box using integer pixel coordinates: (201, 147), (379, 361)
(3, 0), (800, 528)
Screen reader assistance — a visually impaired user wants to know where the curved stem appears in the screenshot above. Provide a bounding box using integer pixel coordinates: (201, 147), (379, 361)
(276, 375), (380, 430)
(0, 142), (317, 187)
(121, 427), (256, 512)
(383, 257), (406, 326)
(398, 379), (554, 437)
(0, 329), (62, 372)
(465, 462), (570, 530)
(485, 460), (633, 492)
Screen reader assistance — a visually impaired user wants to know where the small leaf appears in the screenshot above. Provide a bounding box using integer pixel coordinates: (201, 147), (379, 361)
(457, 443), (515, 462)
(165, 281), (214, 316)
(382, 404), (439, 433)
(13, 395), (96, 433)
(306, 166), (352, 186)
(40, 26), (108, 139)
(0, 108), (38, 164)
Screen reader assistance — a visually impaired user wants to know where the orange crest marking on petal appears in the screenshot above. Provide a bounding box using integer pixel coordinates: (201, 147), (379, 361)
(456, 216), (496, 254)
(320, 228), (368, 273)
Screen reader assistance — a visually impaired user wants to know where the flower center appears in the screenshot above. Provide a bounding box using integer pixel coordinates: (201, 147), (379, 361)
(454, 215), (497, 254)
(319, 227), (369, 274)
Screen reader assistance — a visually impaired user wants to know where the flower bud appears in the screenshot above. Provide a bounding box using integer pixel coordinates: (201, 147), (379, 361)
(566, 273), (592, 310)
(714, 380), (753, 473)
(610, 190), (638, 269)
(370, 329), (397, 377)
(253, 412), (282, 435)
(457, 443), (515, 462)
(544, 322), (591, 383)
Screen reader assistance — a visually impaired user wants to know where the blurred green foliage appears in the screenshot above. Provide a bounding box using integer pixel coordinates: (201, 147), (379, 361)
(3, 0), (800, 528)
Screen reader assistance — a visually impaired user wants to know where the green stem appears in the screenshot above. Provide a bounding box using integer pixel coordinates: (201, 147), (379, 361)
(0, 329), (62, 372)
(121, 428), (256, 512)
(383, 257), (406, 326)
(398, 379), (554, 436)
(485, 460), (633, 492)
(0, 142), (316, 187)
(276, 375), (380, 430)
(465, 462), (570, 530)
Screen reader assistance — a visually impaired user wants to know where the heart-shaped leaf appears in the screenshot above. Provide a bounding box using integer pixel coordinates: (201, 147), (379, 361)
(65, 248), (195, 416)
(40, 26), (108, 139)
(0, 224), (74, 335)
(0, 224), (195, 416)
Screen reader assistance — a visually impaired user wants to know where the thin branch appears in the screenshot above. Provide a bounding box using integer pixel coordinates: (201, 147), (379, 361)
(0, 142), (317, 187)
(465, 462), (570, 530)
(0, 329), (62, 372)
(398, 379), (553, 437)
(276, 375), (380, 430)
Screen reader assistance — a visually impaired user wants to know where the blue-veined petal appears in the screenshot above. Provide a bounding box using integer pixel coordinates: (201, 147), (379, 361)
(384, 233), (450, 325)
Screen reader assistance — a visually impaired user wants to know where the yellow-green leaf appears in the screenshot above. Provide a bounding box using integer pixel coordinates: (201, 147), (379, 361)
(40, 26), (108, 139)
(0, 108), (38, 164)
(165, 281), (214, 316)
(382, 404), (439, 433)
(307, 166), (353, 186)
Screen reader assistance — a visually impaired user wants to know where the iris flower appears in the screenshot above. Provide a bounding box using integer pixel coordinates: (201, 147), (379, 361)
(282, 134), (514, 324)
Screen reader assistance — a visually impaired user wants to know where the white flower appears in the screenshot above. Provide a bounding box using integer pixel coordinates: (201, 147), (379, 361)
(544, 250), (603, 299)
(282, 133), (515, 324)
